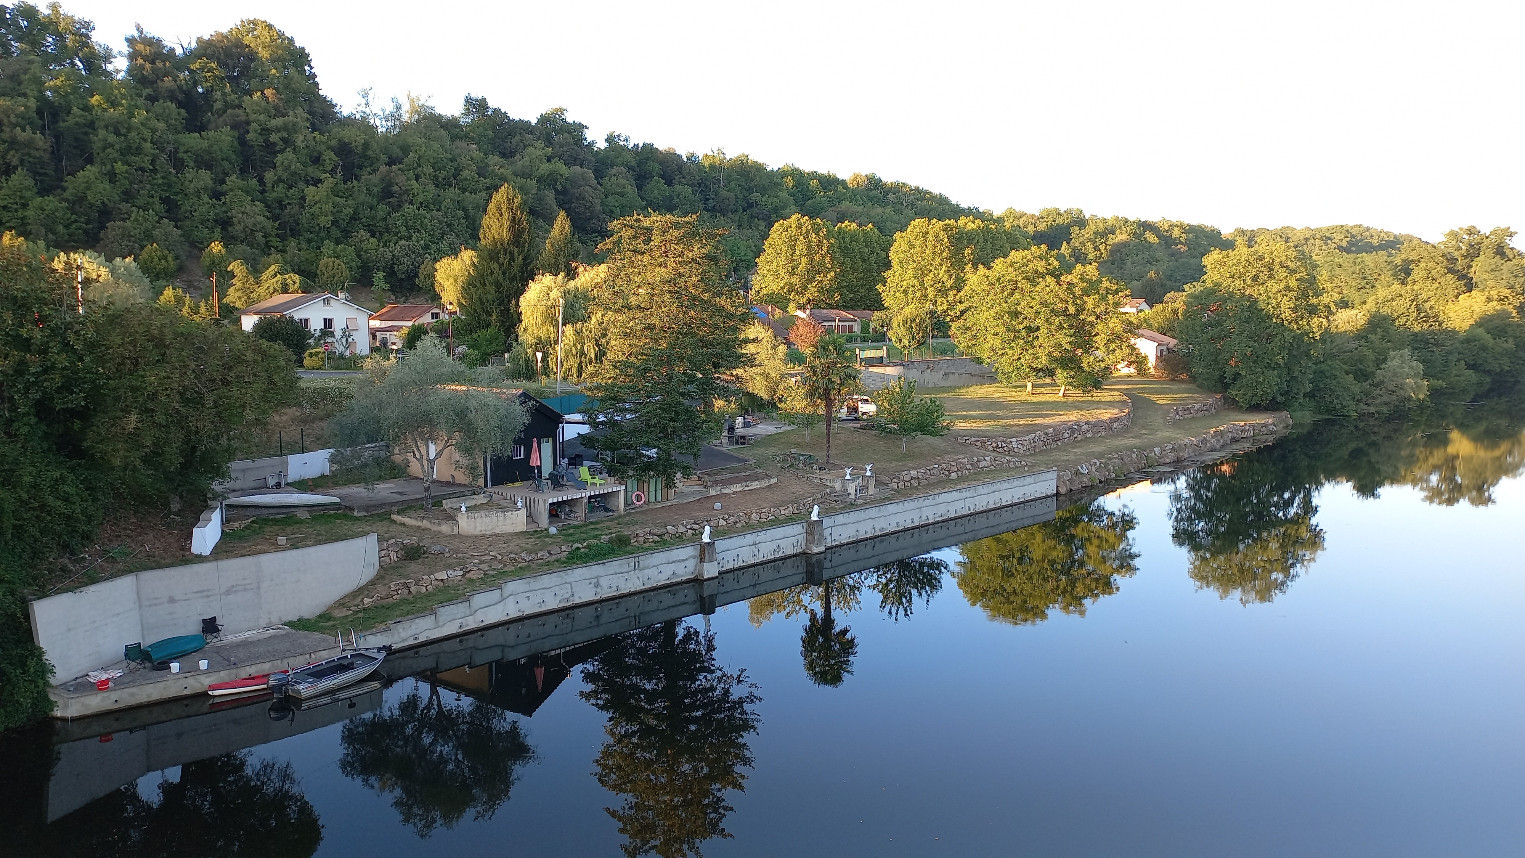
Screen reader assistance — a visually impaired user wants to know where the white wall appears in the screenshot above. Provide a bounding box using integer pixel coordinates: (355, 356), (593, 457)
(30, 534), (379, 683)
(190, 505), (222, 556)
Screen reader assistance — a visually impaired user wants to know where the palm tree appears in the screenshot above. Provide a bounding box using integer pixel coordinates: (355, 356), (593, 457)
(797, 334), (861, 465)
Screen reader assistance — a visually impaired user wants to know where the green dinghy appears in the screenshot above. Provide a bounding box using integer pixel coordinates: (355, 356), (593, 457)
(125, 634), (207, 668)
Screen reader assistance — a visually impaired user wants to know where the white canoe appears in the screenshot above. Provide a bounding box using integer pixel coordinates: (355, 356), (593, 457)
(224, 493), (342, 507)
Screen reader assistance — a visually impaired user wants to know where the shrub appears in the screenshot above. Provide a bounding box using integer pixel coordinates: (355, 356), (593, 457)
(610, 532), (632, 549)
(251, 314), (313, 362)
(400, 543), (424, 561)
(1155, 352), (1190, 379)
(303, 348), (327, 369)
(138, 242), (178, 283)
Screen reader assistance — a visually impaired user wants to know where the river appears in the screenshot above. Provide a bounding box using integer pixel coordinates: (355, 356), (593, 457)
(6, 417), (1524, 856)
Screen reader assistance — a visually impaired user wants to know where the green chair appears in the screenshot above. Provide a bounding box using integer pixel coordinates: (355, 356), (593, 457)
(579, 465), (607, 486)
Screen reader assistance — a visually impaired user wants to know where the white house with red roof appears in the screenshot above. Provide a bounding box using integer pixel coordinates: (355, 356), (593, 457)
(793, 308), (877, 334)
(239, 292), (375, 356)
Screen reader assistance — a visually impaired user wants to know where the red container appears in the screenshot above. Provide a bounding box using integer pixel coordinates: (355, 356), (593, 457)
(95, 678), (111, 691)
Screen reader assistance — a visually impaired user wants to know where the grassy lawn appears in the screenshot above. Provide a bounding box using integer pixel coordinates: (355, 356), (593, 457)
(938, 382), (1130, 433)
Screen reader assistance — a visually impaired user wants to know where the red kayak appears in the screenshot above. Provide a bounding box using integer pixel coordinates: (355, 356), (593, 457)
(207, 671), (288, 698)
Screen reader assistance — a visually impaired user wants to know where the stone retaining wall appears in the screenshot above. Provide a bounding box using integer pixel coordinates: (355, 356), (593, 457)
(956, 402), (1133, 455)
(1166, 395), (1224, 422)
(882, 453), (1027, 490)
(1054, 414), (1290, 494)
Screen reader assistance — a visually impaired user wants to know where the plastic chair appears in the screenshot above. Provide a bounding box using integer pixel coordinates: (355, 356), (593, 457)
(579, 465), (607, 486)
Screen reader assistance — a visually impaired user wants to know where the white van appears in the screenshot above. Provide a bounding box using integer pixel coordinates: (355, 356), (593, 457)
(840, 396), (878, 420)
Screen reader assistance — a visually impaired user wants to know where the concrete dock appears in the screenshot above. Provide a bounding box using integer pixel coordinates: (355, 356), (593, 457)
(49, 627), (340, 720)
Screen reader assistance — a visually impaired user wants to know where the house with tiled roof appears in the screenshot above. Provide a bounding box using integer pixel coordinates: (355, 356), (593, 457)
(1132, 329), (1178, 371)
(794, 308), (876, 334)
(1119, 298), (1151, 313)
(368, 303), (452, 349)
(239, 292), (375, 355)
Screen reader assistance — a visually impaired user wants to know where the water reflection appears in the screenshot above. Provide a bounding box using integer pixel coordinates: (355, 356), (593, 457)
(338, 679), (535, 837)
(953, 503), (1140, 624)
(1408, 429), (1525, 507)
(747, 559), (946, 686)
(580, 620), (762, 858)
(1169, 458), (1326, 605)
(58, 752), (320, 857)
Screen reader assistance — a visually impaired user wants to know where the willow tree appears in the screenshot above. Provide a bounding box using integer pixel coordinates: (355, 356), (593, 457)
(752, 213), (838, 310)
(461, 184), (535, 335)
(329, 336), (527, 506)
(954, 247), (1135, 396)
(433, 246), (476, 311)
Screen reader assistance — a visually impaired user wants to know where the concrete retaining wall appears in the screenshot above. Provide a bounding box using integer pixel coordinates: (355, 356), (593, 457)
(364, 470), (1057, 650)
(190, 505), (222, 556)
(30, 534), (379, 683)
(859, 357), (997, 391)
(285, 450), (332, 481)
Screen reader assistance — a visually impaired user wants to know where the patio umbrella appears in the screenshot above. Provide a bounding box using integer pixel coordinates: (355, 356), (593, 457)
(529, 440), (541, 469)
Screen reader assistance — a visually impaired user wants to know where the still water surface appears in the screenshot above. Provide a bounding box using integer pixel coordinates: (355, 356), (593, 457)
(10, 420), (1525, 856)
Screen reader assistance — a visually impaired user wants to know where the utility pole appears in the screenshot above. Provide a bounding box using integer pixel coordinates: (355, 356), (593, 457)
(76, 260), (84, 315)
(210, 271), (220, 319)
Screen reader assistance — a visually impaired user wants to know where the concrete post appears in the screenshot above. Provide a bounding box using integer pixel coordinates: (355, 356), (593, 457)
(698, 540), (718, 580)
(862, 475), (876, 496)
(611, 487), (626, 515)
(805, 519), (825, 554)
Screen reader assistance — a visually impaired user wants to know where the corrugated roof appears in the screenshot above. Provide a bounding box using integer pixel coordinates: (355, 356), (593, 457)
(371, 303), (443, 322)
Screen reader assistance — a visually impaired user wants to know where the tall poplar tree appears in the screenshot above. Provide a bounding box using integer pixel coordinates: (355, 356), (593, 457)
(461, 184), (534, 336)
(536, 210), (576, 277)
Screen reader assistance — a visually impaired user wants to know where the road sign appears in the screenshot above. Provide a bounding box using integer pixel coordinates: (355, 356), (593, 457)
(322, 342), (333, 352)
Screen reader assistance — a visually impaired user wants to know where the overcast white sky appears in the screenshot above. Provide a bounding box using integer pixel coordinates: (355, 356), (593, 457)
(60, 0), (1525, 241)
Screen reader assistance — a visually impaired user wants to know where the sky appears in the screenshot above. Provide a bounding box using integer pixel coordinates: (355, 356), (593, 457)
(57, 0), (1525, 242)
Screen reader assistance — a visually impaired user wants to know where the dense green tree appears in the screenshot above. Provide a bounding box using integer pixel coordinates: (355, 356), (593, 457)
(536, 210), (576, 277)
(954, 247), (1136, 395)
(330, 336), (528, 506)
(752, 213), (839, 310)
(1197, 238), (1320, 330)
(137, 242), (177, 282)
(955, 503), (1140, 624)
(433, 246), (475, 310)
(340, 678), (535, 838)
(738, 320), (790, 404)
(315, 256), (349, 290)
(879, 218), (960, 344)
(582, 214), (752, 487)
(580, 621), (762, 858)
(251, 313), (312, 362)
(1176, 287), (1313, 408)
(461, 183), (535, 336)
(828, 221), (890, 309)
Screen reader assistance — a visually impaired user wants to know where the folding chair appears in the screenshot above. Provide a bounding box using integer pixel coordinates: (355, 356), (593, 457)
(579, 465), (607, 486)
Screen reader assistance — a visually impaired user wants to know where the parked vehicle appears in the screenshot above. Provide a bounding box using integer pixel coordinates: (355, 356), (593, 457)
(840, 396), (878, 420)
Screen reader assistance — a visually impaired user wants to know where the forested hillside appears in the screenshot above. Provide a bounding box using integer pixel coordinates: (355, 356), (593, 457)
(0, 5), (977, 287)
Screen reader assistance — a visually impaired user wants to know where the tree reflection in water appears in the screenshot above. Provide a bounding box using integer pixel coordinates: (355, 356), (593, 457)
(53, 752), (320, 857)
(339, 678), (535, 837)
(747, 557), (946, 686)
(580, 620), (762, 858)
(1169, 455), (1326, 605)
(954, 502), (1140, 624)
(1407, 429), (1525, 506)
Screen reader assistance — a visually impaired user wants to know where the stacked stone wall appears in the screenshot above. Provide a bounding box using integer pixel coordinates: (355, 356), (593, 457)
(1166, 395), (1224, 422)
(956, 403), (1132, 455)
(1054, 415), (1290, 494)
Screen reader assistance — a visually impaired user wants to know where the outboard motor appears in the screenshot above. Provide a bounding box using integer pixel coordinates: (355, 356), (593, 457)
(268, 671), (292, 699)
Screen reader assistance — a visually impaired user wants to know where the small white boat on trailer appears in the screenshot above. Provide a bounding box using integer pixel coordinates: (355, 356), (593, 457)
(269, 648), (386, 700)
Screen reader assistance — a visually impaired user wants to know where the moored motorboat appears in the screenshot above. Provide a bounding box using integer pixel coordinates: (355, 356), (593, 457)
(269, 648), (386, 700)
(207, 670), (289, 697)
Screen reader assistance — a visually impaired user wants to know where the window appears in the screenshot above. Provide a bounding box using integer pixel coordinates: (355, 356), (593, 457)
(322, 297), (332, 306)
(298, 317), (311, 330)
(430, 311), (441, 321)
(511, 443), (526, 460)
(346, 317), (358, 330)
(322, 318), (335, 330)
